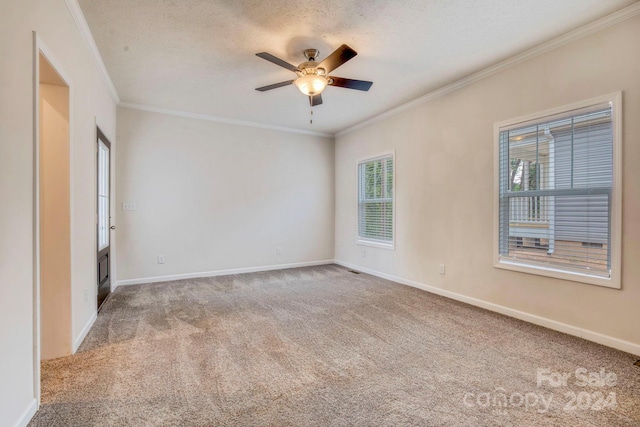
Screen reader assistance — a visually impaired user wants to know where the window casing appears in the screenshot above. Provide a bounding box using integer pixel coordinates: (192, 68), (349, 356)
(494, 93), (621, 288)
(358, 152), (394, 248)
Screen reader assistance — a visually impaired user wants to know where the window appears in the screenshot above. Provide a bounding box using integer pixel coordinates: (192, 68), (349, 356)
(494, 93), (621, 288)
(358, 152), (394, 247)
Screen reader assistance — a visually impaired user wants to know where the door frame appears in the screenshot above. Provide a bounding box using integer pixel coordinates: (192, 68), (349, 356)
(32, 32), (75, 406)
(96, 127), (112, 310)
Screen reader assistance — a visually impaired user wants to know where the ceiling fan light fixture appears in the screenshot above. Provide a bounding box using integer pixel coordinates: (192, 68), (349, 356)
(294, 74), (327, 96)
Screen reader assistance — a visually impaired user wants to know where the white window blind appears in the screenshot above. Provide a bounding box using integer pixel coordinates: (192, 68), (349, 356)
(498, 102), (614, 278)
(358, 154), (394, 245)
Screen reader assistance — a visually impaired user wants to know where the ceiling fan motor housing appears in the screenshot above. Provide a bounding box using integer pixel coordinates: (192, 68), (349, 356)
(297, 62), (326, 76)
(299, 49), (326, 76)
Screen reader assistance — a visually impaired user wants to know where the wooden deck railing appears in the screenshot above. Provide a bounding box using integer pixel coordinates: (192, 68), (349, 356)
(510, 196), (549, 223)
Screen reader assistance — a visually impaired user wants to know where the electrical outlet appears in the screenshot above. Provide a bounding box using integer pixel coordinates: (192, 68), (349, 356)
(276, 247), (282, 255)
(158, 255), (165, 264)
(439, 264), (446, 275)
(84, 288), (88, 302)
(361, 248), (366, 257)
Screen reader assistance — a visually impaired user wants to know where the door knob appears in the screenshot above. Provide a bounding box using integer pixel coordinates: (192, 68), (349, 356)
(110, 226), (116, 230)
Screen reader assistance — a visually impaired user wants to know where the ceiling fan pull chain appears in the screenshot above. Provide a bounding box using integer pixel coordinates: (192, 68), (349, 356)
(310, 107), (313, 124)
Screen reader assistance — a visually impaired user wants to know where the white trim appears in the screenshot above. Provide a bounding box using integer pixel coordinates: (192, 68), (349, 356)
(356, 150), (396, 249)
(63, 0), (120, 103)
(73, 311), (97, 352)
(335, 2), (640, 137)
(335, 260), (640, 356)
(12, 399), (38, 427)
(114, 260), (335, 288)
(92, 120), (99, 308)
(68, 77), (77, 357)
(492, 92), (622, 289)
(611, 91), (623, 290)
(496, 260), (615, 288)
(32, 31), (42, 410)
(357, 240), (395, 250)
(118, 103), (333, 138)
(492, 92), (621, 130)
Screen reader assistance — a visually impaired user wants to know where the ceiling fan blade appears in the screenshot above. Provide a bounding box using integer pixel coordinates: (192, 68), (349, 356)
(309, 94), (323, 107)
(255, 80), (294, 92)
(328, 77), (373, 91)
(316, 44), (357, 74)
(256, 52), (300, 72)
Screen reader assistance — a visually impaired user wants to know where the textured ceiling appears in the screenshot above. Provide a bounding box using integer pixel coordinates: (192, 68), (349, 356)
(78, 0), (635, 134)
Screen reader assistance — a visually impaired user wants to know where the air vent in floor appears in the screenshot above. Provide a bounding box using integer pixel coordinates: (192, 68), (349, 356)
(349, 270), (361, 274)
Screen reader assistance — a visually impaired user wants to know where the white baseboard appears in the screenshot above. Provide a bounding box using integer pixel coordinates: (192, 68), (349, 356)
(114, 259), (335, 288)
(13, 398), (37, 427)
(335, 260), (640, 356)
(73, 311), (97, 353)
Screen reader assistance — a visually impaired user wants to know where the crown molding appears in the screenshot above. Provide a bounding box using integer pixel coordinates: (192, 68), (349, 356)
(64, 0), (120, 104)
(118, 103), (334, 138)
(336, 1), (640, 138)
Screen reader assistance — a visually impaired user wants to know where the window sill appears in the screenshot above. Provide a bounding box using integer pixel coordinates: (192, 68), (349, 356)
(357, 239), (395, 250)
(494, 258), (620, 289)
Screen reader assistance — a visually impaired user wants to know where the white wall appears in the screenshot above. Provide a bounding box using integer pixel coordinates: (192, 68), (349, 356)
(0, 0), (116, 425)
(116, 107), (334, 283)
(335, 15), (640, 349)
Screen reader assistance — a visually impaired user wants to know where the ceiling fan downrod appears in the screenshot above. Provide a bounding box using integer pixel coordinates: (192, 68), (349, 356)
(303, 49), (320, 61)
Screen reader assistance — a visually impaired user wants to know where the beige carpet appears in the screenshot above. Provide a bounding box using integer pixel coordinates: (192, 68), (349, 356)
(30, 265), (640, 426)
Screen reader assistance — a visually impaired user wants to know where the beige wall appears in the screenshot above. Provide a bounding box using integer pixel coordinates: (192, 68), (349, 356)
(40, 82), (72, 360)
(335, 16), (640, 348)
(0, 0), (116, 425)
(116, 107), (334, 282)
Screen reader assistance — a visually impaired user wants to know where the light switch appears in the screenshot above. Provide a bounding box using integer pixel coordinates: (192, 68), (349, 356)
(122, 202), (137, 211)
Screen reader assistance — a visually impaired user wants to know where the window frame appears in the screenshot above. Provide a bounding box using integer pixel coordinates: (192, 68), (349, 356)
(493, 92), (622, 289)
(356, 150), (396, 250)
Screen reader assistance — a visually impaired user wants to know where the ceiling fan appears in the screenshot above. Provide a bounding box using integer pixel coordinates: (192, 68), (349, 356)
(255, 44), (373, 107)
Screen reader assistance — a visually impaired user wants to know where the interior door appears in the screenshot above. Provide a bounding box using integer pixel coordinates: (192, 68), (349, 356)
(97, 128), (112, 309)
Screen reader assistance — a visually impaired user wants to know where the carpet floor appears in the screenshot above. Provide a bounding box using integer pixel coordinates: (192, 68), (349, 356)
(29, 265), (640, 426)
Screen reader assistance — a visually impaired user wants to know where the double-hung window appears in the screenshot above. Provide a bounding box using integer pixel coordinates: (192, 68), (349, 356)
(495, 93), (621, 288)
(358, 152), (394, 248)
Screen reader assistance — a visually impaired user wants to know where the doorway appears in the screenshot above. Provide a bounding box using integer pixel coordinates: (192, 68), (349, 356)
(97, 129), (112, 309)
(38, 52), (72, 360)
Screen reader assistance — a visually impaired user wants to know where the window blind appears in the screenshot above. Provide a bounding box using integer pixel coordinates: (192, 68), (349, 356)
(358, 155), (394, 244)
(498, 103), (613, 277)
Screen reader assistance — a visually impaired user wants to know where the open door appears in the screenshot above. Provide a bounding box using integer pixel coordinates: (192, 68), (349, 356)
(97, 128), (112, 309)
